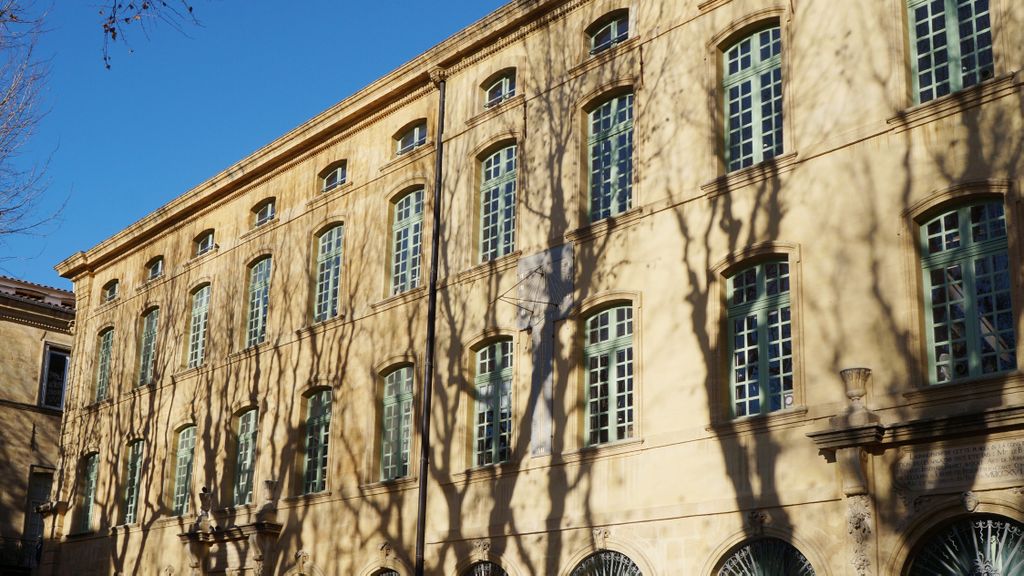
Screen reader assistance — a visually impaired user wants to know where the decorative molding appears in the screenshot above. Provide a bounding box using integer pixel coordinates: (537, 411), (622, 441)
(847, 495), (873, 576)
(465, 94), (525, 129)
(472, 538), (492, 561)
(962, 491), (980, 513)
(746, 509), (770, 534)
(886, 72), (1019, 133)
(591, 527), (610, 550)
(700, 152), (799, 197)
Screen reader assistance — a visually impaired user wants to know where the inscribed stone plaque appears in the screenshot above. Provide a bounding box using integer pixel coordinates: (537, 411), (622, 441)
(893, 437), (1024, 491)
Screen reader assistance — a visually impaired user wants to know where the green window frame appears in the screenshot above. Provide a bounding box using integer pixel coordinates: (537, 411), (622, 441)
(138, 307), (159, 386)
(479, 145), (517, 262)
(122, 440), (143, 524)
(588, 93), (634, 222)
(314, 225), (344, 323)
(79, 453), (99, 532)
(723, 26), (783, 172)
(484, 73), (516, 108)
(380, 366), (413, 481)
(246, 257), (272, 348)
(322, 161), (347, 193)
(589, 12), (629, 54)
(303, 390), (332, 494)
(233, 409), (258, 506)
(390, 190), (424, 295)
(396, 122), (427, 156)
(727, 260), (794, 417)
(187, 285), (210, 368)
(584, 305), (634, 445)
(474, 340), (513, 466)
(95, 328), (113, 401)
(172, 426), (196, 516)
(907, 0), (994, 104)
(920, 201), (1016, 384)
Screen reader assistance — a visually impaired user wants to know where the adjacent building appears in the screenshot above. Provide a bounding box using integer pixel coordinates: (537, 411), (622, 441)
(44, 0), (1024, 574)
(0, 276), (73, 575)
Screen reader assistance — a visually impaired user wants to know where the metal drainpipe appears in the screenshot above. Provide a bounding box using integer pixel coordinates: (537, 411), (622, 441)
(414, 69), (446, 576)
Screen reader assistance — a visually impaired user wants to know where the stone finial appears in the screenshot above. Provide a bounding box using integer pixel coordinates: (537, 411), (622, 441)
(836, 368), (880, 427)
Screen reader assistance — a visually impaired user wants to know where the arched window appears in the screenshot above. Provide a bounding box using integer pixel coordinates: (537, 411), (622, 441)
(723, 25), (783, 172)
(373, 570), (400, 576)
(101, 279), (119, 303)
(252, 198), (276, 228)
(390, 189), (424, 295)
(321, 160), (347, 193)
(396, 121), (427, 156)
(727, 259), (793, 417)
(246, 257), (272, 347)
(121, 439), (143, 525)
(187, 284), (211, 368)
(194, 229), (215, 256)
(588, 11), (629, 54)
(464, 562), (509, 576)
(138, 307), (160, 386)
(381, 365), (414, 481)
(571, 550), (641, 576)
(146, 255), (165, 281)
(94, 328), (114, 402)
(906, 515), (1024, 575)
(588, 92), (634, 222)
(233, 409), (259, 505)
(584, 305), (634, 445)
(906, 0), (994, 104)
(473, 340), (513, 466)
(314, 224), (344, 322)
(480, 145), (517, 262)
(483, 70), (516, 108)
(717, 538), (815, 575)
(172, 426), (196, 516)
(920, 200), (1016, 383)
(303, 390), (332, 494)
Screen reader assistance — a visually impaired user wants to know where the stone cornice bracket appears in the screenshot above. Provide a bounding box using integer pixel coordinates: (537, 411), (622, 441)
(472, 538), (491, 561)
(746, 509), (771, 535)
(592, 527), (610, 550)
(429, 67), (448, 87)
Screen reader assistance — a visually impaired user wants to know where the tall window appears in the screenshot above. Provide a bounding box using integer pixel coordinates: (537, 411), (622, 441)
(172, 426), (196, 516)
(588, 93), (634, 222)
(480, 145), (517, 262)
(589, 11), (629, 54)
(314, 225), (344, 322)
(907, 0), (994, 104)
(727, 260), (793, 417)
(187, 285), (211, 368)
(79, 453), (99, 532)
(233, 409), (258, 506)
(95, 329), (114, 402)
(381, 366), (414, 481)
(921, 201), (1016, 384)
(122, 440), (143, 524)
(396, 122), (427, 155)
(39, 345), (69, 409)
(24, 472), (53, 546)
(724, 26), (783, 172)
(390, 189), (424, 295)
(246, 257), (272, 347)
(303, 390), (331, 494)
(584, 306), (634, 445)
(474, 341), (513, 466)
(138, 308), (159, 386)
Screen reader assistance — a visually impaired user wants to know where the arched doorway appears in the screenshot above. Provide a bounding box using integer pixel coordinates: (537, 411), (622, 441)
(570, 550), (642, 576)
(716, 537), (816, 576)
(905, 515), (1024, 575)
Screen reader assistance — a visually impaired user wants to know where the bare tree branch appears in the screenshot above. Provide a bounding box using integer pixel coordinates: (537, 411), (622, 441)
(99, 1), (200, 68)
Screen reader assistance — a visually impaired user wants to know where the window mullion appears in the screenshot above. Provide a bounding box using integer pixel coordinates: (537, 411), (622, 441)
(963, 253), (982, 377)
(944, 0), (965, 93)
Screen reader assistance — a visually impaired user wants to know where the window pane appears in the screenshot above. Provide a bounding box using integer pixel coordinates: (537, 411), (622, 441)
(723, 27), (783, 172)
(233, 410), (258, 506)
(138, 309), (159, 386)
(246, 258), (272, 347)
(391, 190), (424, 295)
(122, 441), (143, 524)
(304, 391), (332, 494)
(41, 347), (69, 409)
(908, 0), (994, 103)
(381, 366), (414, 480)
(474, 341), (513, 466)
(588, 94), (634, 222)
(315, 225), (344, 322)
(95, 330), (113, 402)
(173, 427), (196, 516)
(188, 286), (210, 368)
(584, 306), (633, 444)
(480, 145), (517, 262)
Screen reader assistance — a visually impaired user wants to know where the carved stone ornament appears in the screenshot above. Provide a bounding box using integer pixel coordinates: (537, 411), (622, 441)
(592, 527), (610, 550)
(379, 541), (394, 563)
(294, 550), (311, 575)
(962, 491), (980, 512)
(847, 495), (873, 576)
(162, 566), (176, 576)
(747, 509), (771, 534)
(472, 538), (491, 560)
(429, 67), (448, 85)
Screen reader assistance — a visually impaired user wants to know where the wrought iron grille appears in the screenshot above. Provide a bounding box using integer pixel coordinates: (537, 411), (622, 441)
(570, 550), (642, 576)
(466, 561), (509, 576)
(717, 538), (816, 576)
(907, 516), (1024, 576)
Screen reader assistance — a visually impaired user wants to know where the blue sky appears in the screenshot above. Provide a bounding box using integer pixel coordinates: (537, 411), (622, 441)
(0, 1), (507, 289)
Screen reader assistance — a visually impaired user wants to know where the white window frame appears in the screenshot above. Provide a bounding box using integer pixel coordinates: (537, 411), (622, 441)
(146, 257), (164, 281)
(380, 366), (413, 481)
(396, 122), (427, 156)
(172, 426), (196, 516)
(95, 328), (113, 402)
(473, 340), (513, 467)
(588, 93), (634, 222)
(321, 161), (347, 193)
(390, 189), (424, 295)
(245, 257), (272, 348)
(122, 440), (143, 525)
(233, 409), (258, 506)
(187, 285), (211, 368)
(479, 145), (517, 262)
(102, 280), (119, 303)
(303, 390), (331, 494)
(195, 231), (215, 256)
(907, 0), (995, 104)
(589, 12), (629, 54)
(138, 308), (159, 386)
(583, 306), (635, 445)
(723, 26), (783, 172)
(253, 199), (276, 228)
(314, 225), (344, 323)
(39, 344), (69, 409)
(484, 73), (516, 108)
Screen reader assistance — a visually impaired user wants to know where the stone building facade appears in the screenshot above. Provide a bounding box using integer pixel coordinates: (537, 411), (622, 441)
(45, 0), (1024, 574)
(0, 276), (73, 574)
